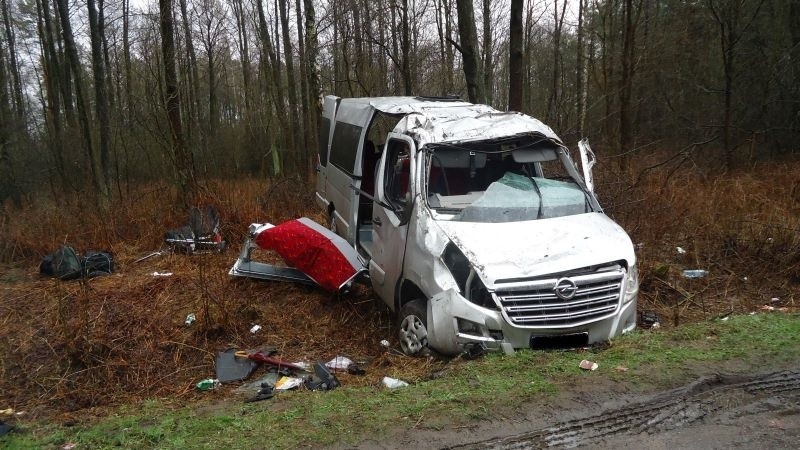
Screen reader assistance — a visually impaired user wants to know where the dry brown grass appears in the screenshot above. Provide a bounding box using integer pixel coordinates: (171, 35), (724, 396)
(601, 158), (800, 326)
(0, 161), (798, 419)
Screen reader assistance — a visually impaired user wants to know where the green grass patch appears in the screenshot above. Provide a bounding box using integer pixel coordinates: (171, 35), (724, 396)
(4, 313), (798, 449)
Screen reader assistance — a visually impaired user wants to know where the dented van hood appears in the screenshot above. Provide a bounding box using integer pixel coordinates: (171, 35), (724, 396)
(435, 213), (635, 286)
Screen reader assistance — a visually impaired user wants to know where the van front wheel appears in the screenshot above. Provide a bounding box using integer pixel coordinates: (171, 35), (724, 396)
(398, 300), (428, 356)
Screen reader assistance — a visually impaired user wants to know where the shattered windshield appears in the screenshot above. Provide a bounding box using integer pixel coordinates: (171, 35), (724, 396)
(425, 136), (592, 223)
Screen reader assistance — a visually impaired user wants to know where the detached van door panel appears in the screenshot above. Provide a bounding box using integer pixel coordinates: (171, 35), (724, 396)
(369, 133), (416, 307)
(326, 103), (374, 243)
(315, 95), (339, 210)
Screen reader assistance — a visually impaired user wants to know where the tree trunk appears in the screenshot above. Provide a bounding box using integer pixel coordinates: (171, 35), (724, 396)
(55, 0), (107, 204)
(295, 0), (310, 143)
(36, 0), (68, 191)
(256, 0), (288, 160)
(51, 2), (74, 126)
(178, 0), (201, 146)
(0, 31), (20, 207)
(303, 0), (320, 162)
(123, 0), (132, 125)
(159, 0), (197, 203)
(482, 0), (492, 104)
(576, 0), (587, 137)
(618, 0), (635, 172)
(279, 0), (301, 156)
(547, 0), (567, 128)
(87, 0), (112, 205)
(0, 0), (24, 123)
(401, 0), (412, 95)
(455, 0), (486, 104)
(508, 0), (523, 111)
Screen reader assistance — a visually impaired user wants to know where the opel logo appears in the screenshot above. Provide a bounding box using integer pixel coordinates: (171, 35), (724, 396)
(554, 278), (578, 300)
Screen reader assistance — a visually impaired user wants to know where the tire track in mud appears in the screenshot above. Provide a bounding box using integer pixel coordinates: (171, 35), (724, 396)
(448, 369), (800, 449)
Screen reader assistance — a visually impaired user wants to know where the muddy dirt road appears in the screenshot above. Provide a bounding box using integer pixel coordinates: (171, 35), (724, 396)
(357, 367), (800, 449)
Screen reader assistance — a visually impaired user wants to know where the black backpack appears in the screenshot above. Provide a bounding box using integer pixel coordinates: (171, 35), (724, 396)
(39, 246), (82, 280)
(82, 251), (114, 278)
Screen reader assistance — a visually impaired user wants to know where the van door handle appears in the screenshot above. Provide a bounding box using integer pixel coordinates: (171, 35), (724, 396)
(372, 217), (382, 227)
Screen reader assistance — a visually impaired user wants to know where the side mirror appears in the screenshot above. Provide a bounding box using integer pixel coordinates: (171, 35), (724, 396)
(578, 139), (596, 193)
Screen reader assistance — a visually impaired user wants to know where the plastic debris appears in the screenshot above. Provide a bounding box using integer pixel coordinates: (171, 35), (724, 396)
(0, 408), (13, 416)
(579, 360), (599, 371)
(250, 325), (262, 334)
(290, 361), (312, 371)
(196, 378), (221, 391)
(347, 362), (366, 375)
(615, 366), (629, 372)
(382, 377), (409, 389)
(325, 356), (354, 371)
(640, 311), (660, 329)
(0, 421), (12, 437)
(152, 271), (173, 277)
(380, 339), (390, 348)
(274, 376), (304, 391)
(462, 343), (488, 360)
(771, 297), (780, 303)
(60, 443), (77, 450)
(245, 383), (274, 403)
(676, 246), (686, 255)
(185, 313), (196, 326)
(216, 349), (259, 383)
(305, 362), (340, 391)
(682, 269), (708, 278)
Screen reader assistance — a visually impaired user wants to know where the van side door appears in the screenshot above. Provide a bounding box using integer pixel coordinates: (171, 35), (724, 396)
(315, 95), (340, 211)
(326, 102), (375, 243)
(369, 133), (416, 307)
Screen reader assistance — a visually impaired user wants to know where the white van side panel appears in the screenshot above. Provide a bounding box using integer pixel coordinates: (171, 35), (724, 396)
(324, 102), (375, 244)
(315, 95), (340, 211)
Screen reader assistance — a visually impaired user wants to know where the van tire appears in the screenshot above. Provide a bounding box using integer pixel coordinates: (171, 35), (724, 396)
(397, 300), (429, 356)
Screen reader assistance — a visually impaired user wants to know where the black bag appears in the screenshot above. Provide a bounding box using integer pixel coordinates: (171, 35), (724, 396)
(40, 246), (82, 280)
(82, 251), (114, 278)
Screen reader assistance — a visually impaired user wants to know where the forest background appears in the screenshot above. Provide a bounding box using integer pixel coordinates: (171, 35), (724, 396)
(0, 0), (797, 213)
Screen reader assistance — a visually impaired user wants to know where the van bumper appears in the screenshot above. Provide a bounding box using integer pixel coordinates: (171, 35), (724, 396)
(427, 288), (637, 355)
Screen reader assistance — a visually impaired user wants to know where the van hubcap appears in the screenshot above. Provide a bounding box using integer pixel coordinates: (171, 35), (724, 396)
(399, 315), (428, 354)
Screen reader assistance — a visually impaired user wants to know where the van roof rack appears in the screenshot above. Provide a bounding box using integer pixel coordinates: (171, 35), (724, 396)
(413, 95), (462, 102)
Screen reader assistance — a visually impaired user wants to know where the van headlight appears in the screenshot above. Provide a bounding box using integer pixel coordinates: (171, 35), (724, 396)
(624, 264), (639, 303)
(442, 242), (498, 310)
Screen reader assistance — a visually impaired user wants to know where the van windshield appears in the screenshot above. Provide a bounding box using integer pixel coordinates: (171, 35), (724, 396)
(424, 138), (592, 223)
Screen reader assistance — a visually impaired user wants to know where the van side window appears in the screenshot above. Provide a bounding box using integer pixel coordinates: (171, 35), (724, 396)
(384, 140), (411, 214)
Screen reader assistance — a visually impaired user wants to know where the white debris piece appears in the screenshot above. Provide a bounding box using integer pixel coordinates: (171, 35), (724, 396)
(579, 360), (599, 371)
(382, 377), (409, 389)
(152, 271), (173, 277)
(325, 356), (354, 371)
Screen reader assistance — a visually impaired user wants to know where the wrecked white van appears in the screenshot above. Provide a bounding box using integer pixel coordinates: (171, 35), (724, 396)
(310, 96), (639, 356)
(232, 96), (638, 356)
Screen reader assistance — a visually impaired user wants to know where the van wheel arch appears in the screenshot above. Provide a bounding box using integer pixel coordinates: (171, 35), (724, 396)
(397, 280), (426, 312)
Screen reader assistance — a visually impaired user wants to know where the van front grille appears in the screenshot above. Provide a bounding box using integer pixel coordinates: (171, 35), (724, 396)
(494, 267), (624, 327)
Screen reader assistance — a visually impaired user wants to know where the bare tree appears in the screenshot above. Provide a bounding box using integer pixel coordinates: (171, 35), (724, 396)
(159, 0), (197, 202)
(279, 0), (302, 154)
(303, 0), (320, 161)
(508, 0), (523, 111)
(482, 0), (492, 104)
(0, 0), (24, 123)
(455, 0), (486, 103)
(55, 0), (108, 204)
(87, 0), (113, 205)
(707, 0), (766, 170)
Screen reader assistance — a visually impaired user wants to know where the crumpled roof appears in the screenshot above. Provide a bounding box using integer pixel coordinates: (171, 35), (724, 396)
(363, 97), (561, 146)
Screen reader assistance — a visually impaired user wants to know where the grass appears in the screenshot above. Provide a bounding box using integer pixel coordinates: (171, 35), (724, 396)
(4, 312), (798, 449)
